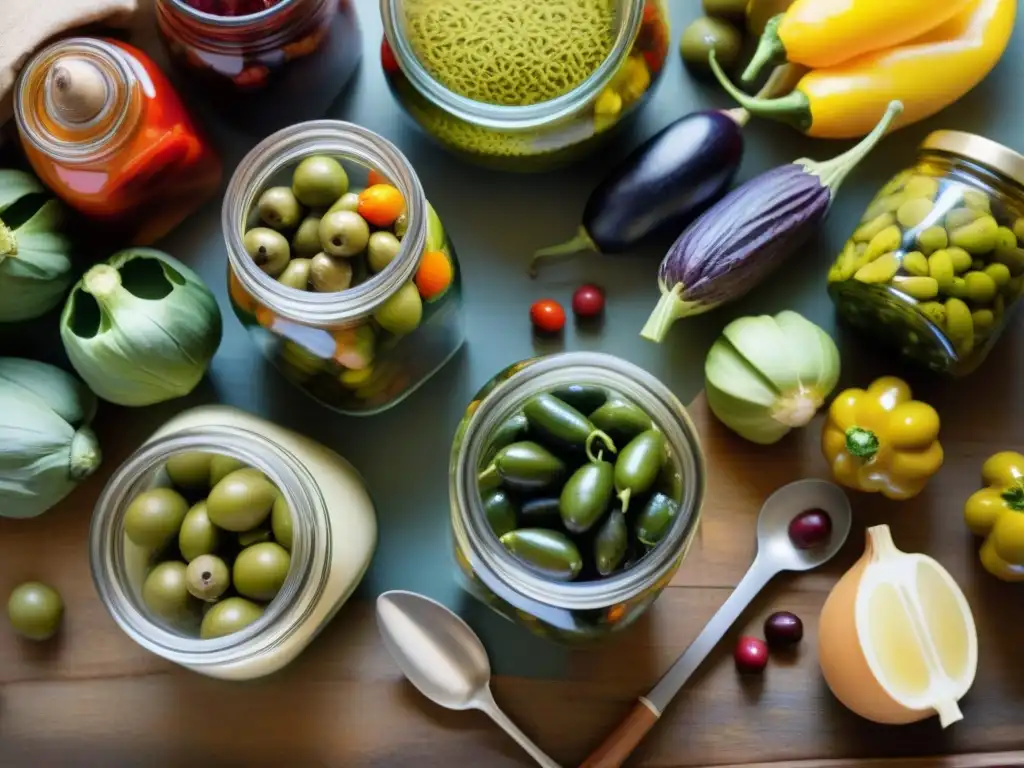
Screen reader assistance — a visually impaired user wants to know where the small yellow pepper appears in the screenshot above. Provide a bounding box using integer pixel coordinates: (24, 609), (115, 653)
(821, 376), (943, 500)
(964, 452), (1024, 582)
(713, 0), (1016, 138)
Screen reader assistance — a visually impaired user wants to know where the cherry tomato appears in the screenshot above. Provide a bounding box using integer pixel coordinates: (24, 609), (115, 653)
(572, 284), (605, 318)
(530, 299), (565, 333)
(380, 37), (399, 74)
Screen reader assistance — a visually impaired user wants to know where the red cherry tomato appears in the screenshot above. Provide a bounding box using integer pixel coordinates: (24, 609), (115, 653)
(380, 37), (399, 74)
(530, 299), (565, 333)
(572, 284), (605, 318)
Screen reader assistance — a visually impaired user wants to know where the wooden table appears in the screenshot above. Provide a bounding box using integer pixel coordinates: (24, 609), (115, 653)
(3, 325), (1024, 768)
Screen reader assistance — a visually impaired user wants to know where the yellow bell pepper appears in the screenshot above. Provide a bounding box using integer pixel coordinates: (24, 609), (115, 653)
(712, 0), (1016, 138)
(821, 376), (943, 500)
(964, 452), (1024, 581)
(742, 0), (975, 81)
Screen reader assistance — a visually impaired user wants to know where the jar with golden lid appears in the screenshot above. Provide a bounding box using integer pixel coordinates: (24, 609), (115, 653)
(827, 131), (1024, 376)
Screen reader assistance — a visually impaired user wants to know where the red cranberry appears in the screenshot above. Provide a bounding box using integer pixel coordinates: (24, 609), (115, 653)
(572, 284), (605, 318)
(763, 611), (803, 648)
(788, 508), (832, 550)
(734, 635), (768, 674)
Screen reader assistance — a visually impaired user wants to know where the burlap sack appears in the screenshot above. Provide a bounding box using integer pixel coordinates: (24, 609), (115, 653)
(0, 0), (141, 127)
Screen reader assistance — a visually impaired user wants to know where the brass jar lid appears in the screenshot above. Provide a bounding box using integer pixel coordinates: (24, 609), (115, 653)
(921, 130), (1024, 188)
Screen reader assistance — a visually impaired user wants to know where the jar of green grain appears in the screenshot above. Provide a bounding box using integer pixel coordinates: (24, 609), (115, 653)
(827, 132), (1024, 376)
(449, 352), (705, 643)
(379, 0), (670, 171)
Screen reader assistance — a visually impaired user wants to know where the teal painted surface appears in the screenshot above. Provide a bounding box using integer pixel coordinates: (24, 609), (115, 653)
(2, 1), (1021, 678)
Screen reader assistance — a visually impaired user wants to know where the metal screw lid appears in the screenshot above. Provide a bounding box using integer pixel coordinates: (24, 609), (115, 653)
(921, 130), (1024, 189)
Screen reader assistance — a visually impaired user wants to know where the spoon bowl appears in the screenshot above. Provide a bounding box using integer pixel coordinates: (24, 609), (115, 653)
(757, 478), (852, 572)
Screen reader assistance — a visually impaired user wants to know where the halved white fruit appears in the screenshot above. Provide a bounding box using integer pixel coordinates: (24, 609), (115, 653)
(819, 525), (977, 727)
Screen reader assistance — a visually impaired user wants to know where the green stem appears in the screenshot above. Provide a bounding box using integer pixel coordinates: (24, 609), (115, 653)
(586, 430), (616, 463)
(1001, 485), (1024, 511)
(69, 426), (102, 480)
(709, 51), (813, 133)
(741, 15), (786, 84)
(639, 282), (710, 343)
(845, 426), (880, 460)
(529, 226), (598, 278)
(0, 218), (15, 256)
(799, 101), (904, 196)
(723, 63), (805, 127)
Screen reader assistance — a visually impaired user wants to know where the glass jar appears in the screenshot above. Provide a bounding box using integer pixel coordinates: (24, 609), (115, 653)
(449, 352), (705, 643)
(827, 131), (1024, 376)
(14, 37), (221, 246)
(90, 405), (377, 681)
(224, 120), (464, 415)
(155, 0), (362, 133)
(379, 0), (670, 171)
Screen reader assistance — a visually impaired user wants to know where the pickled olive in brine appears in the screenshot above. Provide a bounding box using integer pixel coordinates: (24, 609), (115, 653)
(479, 441), (566, 492)
(614, 430), (665, 511)
(589, 398), (653, 442)
(519, 497), (562, 526)
(550, 384), (608, 414)
(500, 529), (583, 581)
(522, 393), (612, 451)
(635, 492), (678, 546)
(594, 509), (628, 576)
(482, 490), (518, 537)
(828, 136), (1024, 376)
(559, 459), (614, 534)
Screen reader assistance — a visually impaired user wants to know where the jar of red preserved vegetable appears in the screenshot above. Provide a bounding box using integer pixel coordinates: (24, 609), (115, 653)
(155, 0), (361, 133)
(14, 37), (221, 246)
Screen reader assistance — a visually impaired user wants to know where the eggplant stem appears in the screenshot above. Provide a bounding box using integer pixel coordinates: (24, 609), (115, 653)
(0, 220), (15, 256)
(801, 101), (903, 197)
(70, 426), (102, 480)
(640, 283), (707, 343)
(741, 14), (786, 84)
(709, 51), (812, 133)
(529, 226), (598, 278)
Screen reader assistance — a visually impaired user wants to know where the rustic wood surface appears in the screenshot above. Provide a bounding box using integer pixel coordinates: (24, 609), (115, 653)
(3, 338), (1024, 768)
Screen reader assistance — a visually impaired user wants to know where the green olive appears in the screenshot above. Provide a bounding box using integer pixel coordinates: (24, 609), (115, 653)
(984, 262), (1012, 288)
(994, 246), (1024, 276)
(928, 250), (955, 290)
(962, 188), (991, 213)
(918, 301), (946, 328)
(679, 16), (743, 74)
(327, 192), (361, 214)
(373, 281), (423, 335)
(310, 252), (353, 292)
(200, 597), (264, 640)
(972, 308), (995, 333)
(319, 210), (370, 258)
(854, 252), (900, 283)
(915, 226), (948, 255)
(896, 198), (934, 229)
(903, 175), (940, 201)
(947, 276), (968, 299)
(1013, 218), (1024, 243)
(233, 542), (291, 601)
(963, 271), (998, 303)
(902, 250), (930, 277)
(271, 495), (293, 550)
(949, 214), (999, 254)
(394, 211), (409, 239)
(142, 561), (194, 624)
(862, 192), (908, 222)
(238, 526), (273, 548)
(206, 468), (277, 532)
(291, 155), (348, 207)
(852, 213), (894, 244)
(367, 231), (402, 273)
(165, 451), (214, 491)
(185, 555), (231, 602)
(243, 227), (291, 277)
(210, 455), (246, 486)
(124, 488), (189, 550)
(891, 275), (938, 300)
(7, 582), (63, 640)
(944, 297), (975, 355)
(178, 501), (220, 562)
(291, 215), (323, 257)
(277, 258), (312, 290)
(257, 186), (303, 230)
(946, 247), (973, 273)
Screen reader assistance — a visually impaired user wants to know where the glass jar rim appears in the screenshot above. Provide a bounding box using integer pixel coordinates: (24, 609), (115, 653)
(452, 351), (706, 611)
(14, 38), (137, 163)
(163, 0), (303, 26)
(921, 130), (1024, 190)
(222, 120), (427, 326)
(89, 424), (330, 667)
(379, 0), (645, 132)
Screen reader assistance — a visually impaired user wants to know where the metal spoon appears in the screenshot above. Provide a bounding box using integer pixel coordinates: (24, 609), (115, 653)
(377, 590), (562, 768)
(578, 478), (852, 768)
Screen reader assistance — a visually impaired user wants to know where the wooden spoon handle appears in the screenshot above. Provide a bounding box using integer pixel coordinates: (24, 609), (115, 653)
(577, 698), (659, 768)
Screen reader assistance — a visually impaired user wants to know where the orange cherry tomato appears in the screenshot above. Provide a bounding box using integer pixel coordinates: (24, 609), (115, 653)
(530, 299), (565, 333)
(367, 169), (387, 187)
(358, 184), (405, 227)
(415, 249), (453, 301)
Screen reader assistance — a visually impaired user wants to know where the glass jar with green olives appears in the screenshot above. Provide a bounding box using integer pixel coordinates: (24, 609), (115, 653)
(449, 352), (705, 643)
(827, 131), (1024, 376)
(90, 406), (377, 680)
(224, 120), (464, 415)
(379, 0), (670, 171)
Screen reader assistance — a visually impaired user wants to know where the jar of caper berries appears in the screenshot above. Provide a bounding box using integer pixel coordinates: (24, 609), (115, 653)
(90, 406), (377, 680)
(828, 131), (1024, 376)
(224, 120), (463, 414)
(449, 352), (705, 643)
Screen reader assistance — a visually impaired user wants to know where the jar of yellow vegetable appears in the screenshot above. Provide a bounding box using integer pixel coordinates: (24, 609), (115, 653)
(827, 131), (1024, 376)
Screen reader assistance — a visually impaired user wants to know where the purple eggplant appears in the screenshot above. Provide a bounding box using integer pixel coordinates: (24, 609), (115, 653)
(640, 100), (903, 343)
(529, 109), (745, 277)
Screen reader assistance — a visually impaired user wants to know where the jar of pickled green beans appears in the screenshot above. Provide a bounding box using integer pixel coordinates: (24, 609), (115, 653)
(828, 131), (1024, 376)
